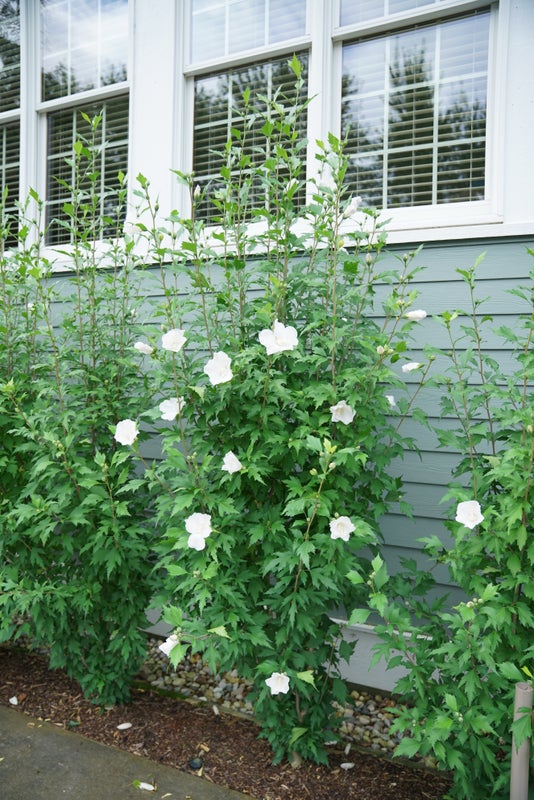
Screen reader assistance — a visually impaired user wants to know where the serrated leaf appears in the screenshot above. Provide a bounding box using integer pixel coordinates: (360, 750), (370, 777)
(346, 569), (364, 585)
(296, 670), (316, 687)
(444, 693), (458, 712)
(395, 737), (421, 758)
(348, 607), (371, 625)
(208, 625), (230, 639)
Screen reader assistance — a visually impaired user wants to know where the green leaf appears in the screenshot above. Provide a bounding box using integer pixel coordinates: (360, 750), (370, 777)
(444, 693), (458, 712)
(162, 606), (183, 627)
(346, 569), (364, 585)
(395, 737), (421, 758)
(296, 670), (316, 687)
(208, 625), (230, 639)
(169, 643), (189, 668)
(348, 608), (371, 625)
(498, 661), (524, 682)
(289, 726), (307, 746)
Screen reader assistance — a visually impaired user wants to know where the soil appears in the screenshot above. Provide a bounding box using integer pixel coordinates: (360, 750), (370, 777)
(0, 645), (452, 800)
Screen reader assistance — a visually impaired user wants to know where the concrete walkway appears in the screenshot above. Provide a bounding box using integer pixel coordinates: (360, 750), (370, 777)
(0, 705), (249, 800)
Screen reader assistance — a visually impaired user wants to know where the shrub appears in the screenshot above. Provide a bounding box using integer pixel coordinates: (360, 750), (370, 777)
(359, 257), (534, 798)
(0, 118), (157, 704)
(119, 60), (428, 764)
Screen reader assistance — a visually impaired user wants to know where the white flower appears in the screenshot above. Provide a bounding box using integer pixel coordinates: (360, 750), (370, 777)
(159, 633), (180, 658)
(265, 671), (290, 695)
(344, 196), (362, 218)
(329, 516), (355, 542)
(134, 341), (154, 355)
(114, 419), (139, 446)
(455, 500), (484, 530)
(222, 451), (243, 474)
(204, 351), (233, 385)
(385, 395), (396, 408)
(159, 397), (185, 421)
(258, 320), (299, 355)
(161, 328), (187, 353)
(330, 400), (356, 425)
(185, 512), (212, 550)
(376, 345), (387, 355)
(405, 309), (428, 321)
(402, 362), (422, 373)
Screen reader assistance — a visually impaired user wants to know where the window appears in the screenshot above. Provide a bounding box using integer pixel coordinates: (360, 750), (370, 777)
(0, 0), (129, 247)
(46, 97), (129, 243)
(340, 11), (490, 209)
(339, 0), (453, 27)
(188, 0), (308, 222)
(190, 0), (307, 63)
(0, 0), (21, 237)
(184, 0), (505, 234)
(40, 0), (129, 244)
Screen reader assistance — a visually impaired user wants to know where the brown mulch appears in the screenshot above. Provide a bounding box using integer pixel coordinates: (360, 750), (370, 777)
(0, 645), (452, 799)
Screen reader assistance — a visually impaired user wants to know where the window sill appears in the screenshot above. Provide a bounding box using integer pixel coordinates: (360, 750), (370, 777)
(385, 219), (534, 245)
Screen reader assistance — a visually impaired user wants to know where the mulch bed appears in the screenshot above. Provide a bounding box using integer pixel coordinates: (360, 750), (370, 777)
(0, 645), (452, 799)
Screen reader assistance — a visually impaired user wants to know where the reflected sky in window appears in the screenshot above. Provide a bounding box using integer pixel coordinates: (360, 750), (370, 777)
(41, 0), (128, 100)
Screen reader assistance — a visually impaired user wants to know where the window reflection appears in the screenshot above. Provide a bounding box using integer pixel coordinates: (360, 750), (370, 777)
(190, 0), (306, 64)
(341, 13), (489, 208)
(0, 0), (20, 113)
(41, 0), (128, 101)
(340, 0), (447, 27)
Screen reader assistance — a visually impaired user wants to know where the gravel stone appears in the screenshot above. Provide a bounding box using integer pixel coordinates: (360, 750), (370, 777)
(137, 636), (408, 756)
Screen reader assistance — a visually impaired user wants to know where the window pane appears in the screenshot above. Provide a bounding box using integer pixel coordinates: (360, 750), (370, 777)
(341, 12), (489, 208)
(41, 0), (128, 101)
(0, 121), (20, 239)
(190, 0), (306, 64)
(46, 95), (129, 244)
(0, 0), (20, 112)
(340, 0), (448, 26)
(193, 55), (308, 222)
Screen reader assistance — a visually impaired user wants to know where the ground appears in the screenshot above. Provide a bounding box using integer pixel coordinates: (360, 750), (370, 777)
(0, 645), (452, 800)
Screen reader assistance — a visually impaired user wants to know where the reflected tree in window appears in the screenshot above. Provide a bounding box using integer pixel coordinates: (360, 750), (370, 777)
(341, 71), (383, 206)
(0, 0), (20, 113)
(387, 47), (435, 206)
(437, 89), (486, 203)
(341, 14), (488, 209)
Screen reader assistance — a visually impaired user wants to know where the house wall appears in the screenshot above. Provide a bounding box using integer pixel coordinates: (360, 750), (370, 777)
(376, 236), (533, 600)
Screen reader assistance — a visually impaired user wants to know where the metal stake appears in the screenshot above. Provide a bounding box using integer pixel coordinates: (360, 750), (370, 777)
(510, 682), (533, 800)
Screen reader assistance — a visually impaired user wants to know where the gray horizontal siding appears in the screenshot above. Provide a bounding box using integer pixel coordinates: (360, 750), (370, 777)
(374, 235), (533, 595)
